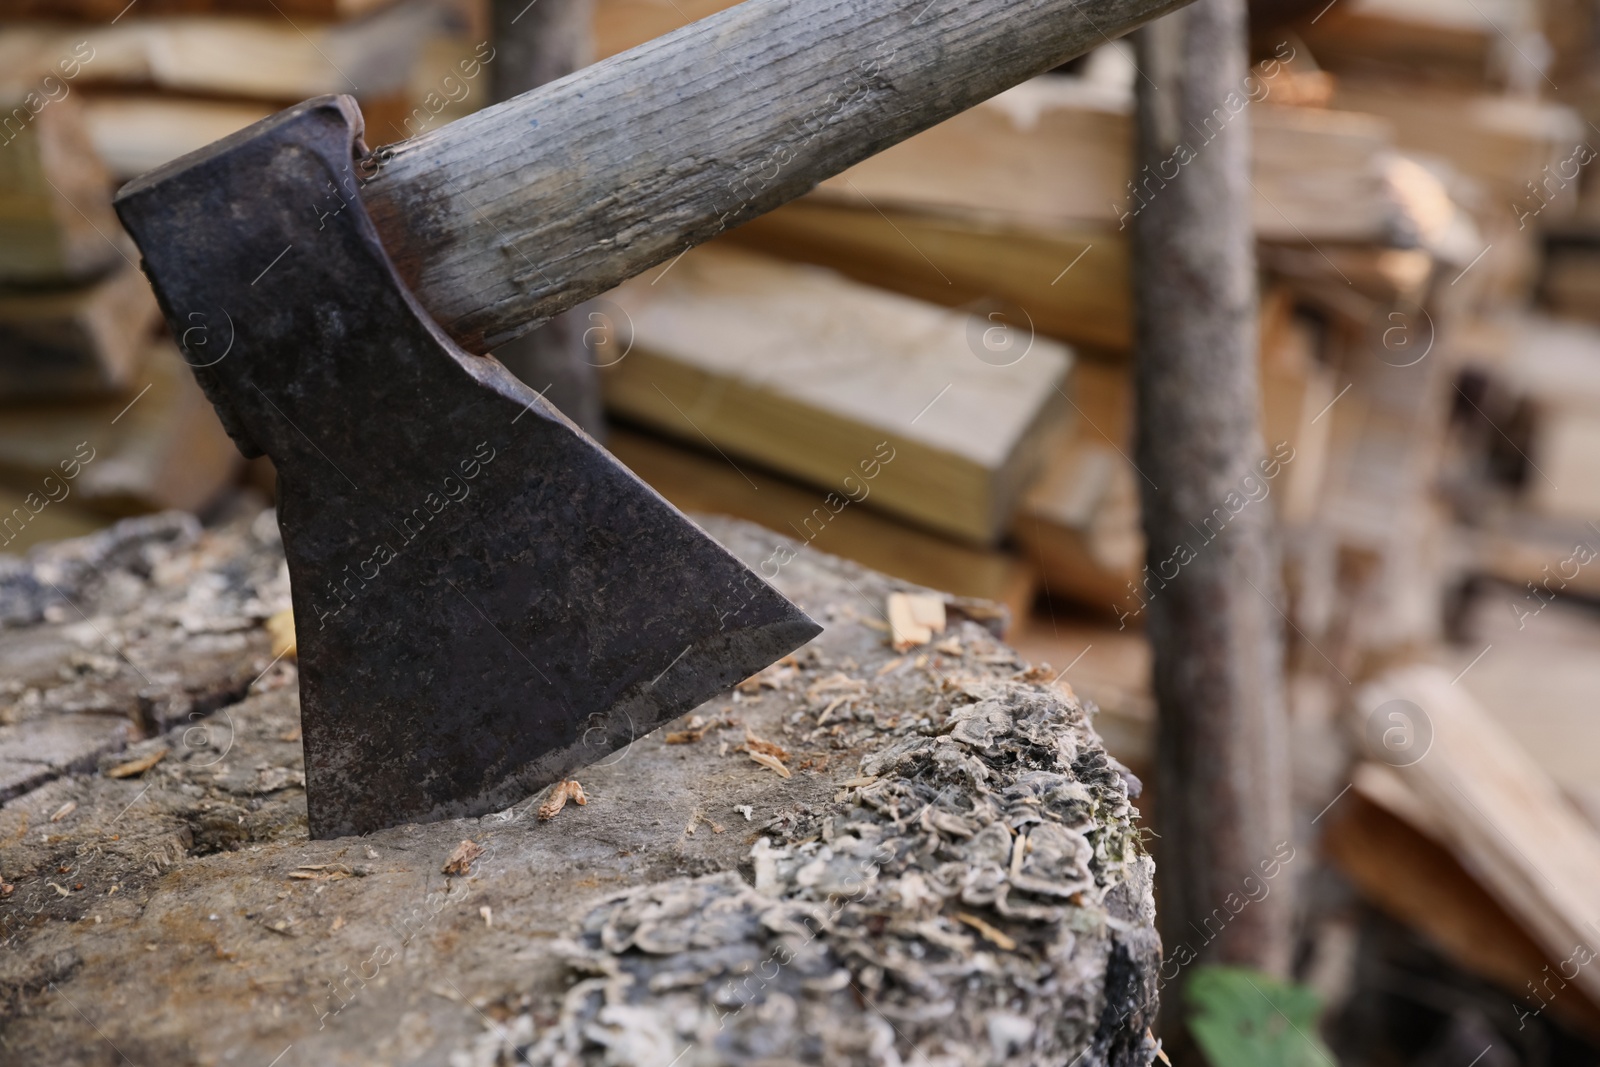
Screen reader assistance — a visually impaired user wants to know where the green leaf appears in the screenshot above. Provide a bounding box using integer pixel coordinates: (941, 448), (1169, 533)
(1185, 965), (1337, 1067)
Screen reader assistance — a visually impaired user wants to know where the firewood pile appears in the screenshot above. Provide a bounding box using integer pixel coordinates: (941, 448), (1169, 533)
(5, 0), (1600, 1063)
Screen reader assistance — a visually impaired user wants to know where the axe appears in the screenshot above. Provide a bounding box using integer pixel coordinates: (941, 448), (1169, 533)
(113, 0), (1185, 839)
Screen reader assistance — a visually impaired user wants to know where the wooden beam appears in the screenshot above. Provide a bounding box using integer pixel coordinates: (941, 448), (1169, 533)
(600, 246), (1071, 545)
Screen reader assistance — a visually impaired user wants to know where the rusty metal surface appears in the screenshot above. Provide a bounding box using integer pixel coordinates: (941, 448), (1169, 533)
(112, 97), (820, 838)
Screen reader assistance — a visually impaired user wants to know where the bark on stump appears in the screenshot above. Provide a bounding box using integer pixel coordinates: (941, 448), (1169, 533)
(0, 512), (1161, 1066)
(1131, 0), (1294, 1038)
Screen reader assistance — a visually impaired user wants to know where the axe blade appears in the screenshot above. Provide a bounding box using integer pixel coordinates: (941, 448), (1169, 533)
(114, 97), (821, 838)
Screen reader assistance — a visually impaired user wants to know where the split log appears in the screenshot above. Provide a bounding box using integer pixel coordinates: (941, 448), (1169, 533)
(0, 339), (240, 518)
(0, 513), (1162, 1065)
(0, 95), (123, 285)
(0, 261), (159, 402)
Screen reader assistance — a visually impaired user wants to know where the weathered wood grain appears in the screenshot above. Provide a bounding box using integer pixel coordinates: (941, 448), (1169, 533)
(0, 511), (1160, 1066)
(358, 0), (1193, 351)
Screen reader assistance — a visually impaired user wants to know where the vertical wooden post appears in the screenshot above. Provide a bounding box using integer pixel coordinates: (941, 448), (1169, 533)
(1130, 0), (1294, 1045)
(488, 0), (607, 437)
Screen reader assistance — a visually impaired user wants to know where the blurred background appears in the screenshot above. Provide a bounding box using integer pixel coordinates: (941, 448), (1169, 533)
(4, 0), (1600, 1062)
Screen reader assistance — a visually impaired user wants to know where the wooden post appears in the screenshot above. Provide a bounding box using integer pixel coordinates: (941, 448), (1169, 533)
(1129, 0), (1294, 1042)
(487, 0), (606, 436)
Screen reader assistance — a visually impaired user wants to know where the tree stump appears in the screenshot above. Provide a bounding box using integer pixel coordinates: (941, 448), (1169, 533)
(0, 511), (1161, 1066)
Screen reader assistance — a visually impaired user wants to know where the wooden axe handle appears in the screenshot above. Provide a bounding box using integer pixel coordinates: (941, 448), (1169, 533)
(359, 0), (1187, 352)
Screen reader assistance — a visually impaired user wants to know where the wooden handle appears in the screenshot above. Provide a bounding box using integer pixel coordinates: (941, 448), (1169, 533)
(359, 0), (1188, 352)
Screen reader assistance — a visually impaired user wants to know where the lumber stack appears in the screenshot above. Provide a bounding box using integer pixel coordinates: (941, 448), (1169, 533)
(0, 0), (502, 551)
(603, 246), (1072, 546)
(0, 0), (490, 180)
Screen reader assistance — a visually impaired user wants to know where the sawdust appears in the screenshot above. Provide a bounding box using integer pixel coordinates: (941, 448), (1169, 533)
(748, 750), (792, 779)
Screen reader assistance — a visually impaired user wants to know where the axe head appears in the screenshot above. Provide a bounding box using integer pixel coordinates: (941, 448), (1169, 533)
(114, 96), (821, 838)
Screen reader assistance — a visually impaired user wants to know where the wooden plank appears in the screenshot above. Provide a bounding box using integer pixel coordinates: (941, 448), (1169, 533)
(0, 485), (107, 556)
(0, 339), (240, 516)
(811, 81), (1419, 244)
(1012, 357), (1142, 614)
(0, 261), (159, 402)
(0, 4), (475, 102)
(726, 198), (1131, 352)
(607, 427), (1036, 623)
(814, 76), (1134, 233)
(0, 95), (123, 284)
(602, 245), (1071, 545)
(1299, 0), (1534, 88)
(1449, 594), (1600, 830)
(80, 97), (273, 180)
(1324, 785), (1600, 1041)
(1462, 315), (1600, 521)
(1330, 84), (1583, 204)
(595, 0), (738, 57)
(1013, 310), (1323, 614)
(1258, 300), (1335, 525)
(0, 0), (395, 16)
(1358, 665), (1600, 1011)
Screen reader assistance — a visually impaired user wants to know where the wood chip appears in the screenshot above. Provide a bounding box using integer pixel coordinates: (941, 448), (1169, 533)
(50, 800), (77, 822)
(266, 607), (296, 659)
(956, 911), (1017, 951)
(887, 592), (946, 651)
(289, 863), (354, 882)
(744, 730), (790, 761)
(278, 725), (302, 742)
(665, 715), (708, 744)
(875, 657), (905, 676)
(441, 839), (484, 875)
(479, 905), (492, 928)
(106, 748), (167, 778)
(736, 657), (797, 693)
(748, 750), (792, 778)
(816, 695), (849, 725)
(538, 779), (587, 821)
(805, 672), (868, 699)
